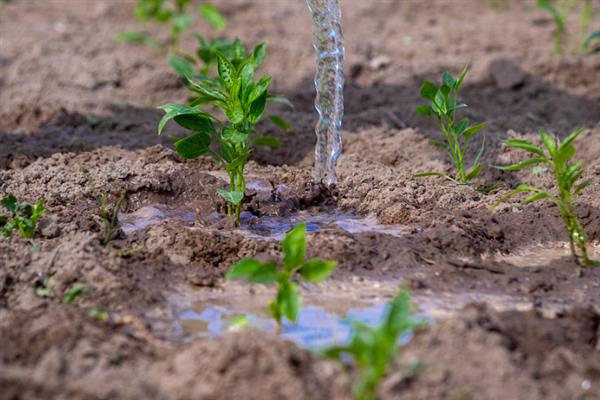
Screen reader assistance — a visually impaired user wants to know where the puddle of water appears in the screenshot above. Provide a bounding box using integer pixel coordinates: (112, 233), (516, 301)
(119, 205), (196, 234)
(176, 298), (422, 351)
(120, 204), (409, 240)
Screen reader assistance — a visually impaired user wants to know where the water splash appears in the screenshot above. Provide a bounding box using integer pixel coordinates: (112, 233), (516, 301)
(306, 0), (344, 186)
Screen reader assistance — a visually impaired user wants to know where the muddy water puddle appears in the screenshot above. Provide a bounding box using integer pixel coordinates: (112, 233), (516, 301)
(164, 279), (564, 350)
(120, 205), (408, 239)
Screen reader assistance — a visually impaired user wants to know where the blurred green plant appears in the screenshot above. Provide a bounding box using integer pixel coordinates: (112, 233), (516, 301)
(116, 0), (237, 78)
(323, 290), (426, 400)
(0, 195), (45, 239)
(585, 30), (600, 52)
(495, 128), (598, 270)
(538, 0), (598, 54)
(226, 224), (336, 326)
(158, 46), (291, 225)
(416, 67), (486, 184)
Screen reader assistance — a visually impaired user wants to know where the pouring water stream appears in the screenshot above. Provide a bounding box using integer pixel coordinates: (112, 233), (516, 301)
(306, 0), (344, 186)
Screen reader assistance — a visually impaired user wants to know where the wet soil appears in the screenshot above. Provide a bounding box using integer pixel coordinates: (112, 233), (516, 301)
(2, 0), (600, 399)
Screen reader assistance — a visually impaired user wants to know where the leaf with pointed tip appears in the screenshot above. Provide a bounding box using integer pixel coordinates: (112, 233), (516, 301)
(226, 259), (279, 284)
(253, 136), (281, 148)
(558, 128), (584, 153)
(282, 224), (306, 270)
(167, 53), (195, 77)
(540, 128), (556, 156)
(575, 179), (593, 196)
(495, 157), (545, 171)
(503, 139), (545, 157)
(174, 132), (211, 159)
(157, 103), (215, 135)
(416, 105), (433, 116)
(267, 95), (294, 109)
(267, 115), (293, 134)
(463, 122), (485, 141)
(251, 43), (267, 67)
(217, 189), (244, 205)
(419, 81), (437, 101)
(199, 3), (226, 30)
(300, 259), (337, 283)
(217, 53), (237, 90)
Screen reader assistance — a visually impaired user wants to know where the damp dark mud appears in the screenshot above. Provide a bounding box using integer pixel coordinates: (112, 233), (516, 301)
(2, 1), (600, 399)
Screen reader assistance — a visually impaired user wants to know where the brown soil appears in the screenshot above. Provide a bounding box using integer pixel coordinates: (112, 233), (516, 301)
(2, 0), (600, 399)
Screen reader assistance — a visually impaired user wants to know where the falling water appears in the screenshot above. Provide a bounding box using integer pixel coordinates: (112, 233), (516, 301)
(306, 0), (344, 186)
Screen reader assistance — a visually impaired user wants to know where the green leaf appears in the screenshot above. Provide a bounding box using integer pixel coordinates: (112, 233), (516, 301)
(522, 192), (550, 205)
(442, 71), (456, 89)
(300, 259), (337, 283)
(415, 105), (433, 116)
(419, 81), (437, 101)
(248, 76), (272, 104)
(503, 139), (546, 157)
(175, 132), (211, 159)
(432, 90), (448, 114)
(462, 122), (485, 140)
(173, 113), (216, 135)
(495, 157), (545, 171)
(455, 65), (469, 90)
(558, 127), (583, 154)
(248, 91), (268, 124)
(114, 32), (160, 48)
(187, 79), (228, 102)
(282, 224), (306, 270)
(217, 189), (244, 205)
(167, 53), (195, 77)
(251, 43), (267, 67)
(225, 100), (245, 124)
(465, 164), (481, 181)
(226, 259), (279, 284)
(414, 172), (457, 183)
(540, 128), (557, 156)
(278, 281), (301, 323)
(1, 195), (17, 213)
(267, 115), (293, 134)
(172, 13), (193, 33)
(217, 53), (237, 90)
(383, 290), (417, 335)
(267, 95), (294, 109)
(63, 284), (89, 304)
(575, 179), (592, 196)
(199, 3), (226, 30)
(494, 183), (555, 207)
(157, 103), (215, 135)
(253, 136), (281, 148)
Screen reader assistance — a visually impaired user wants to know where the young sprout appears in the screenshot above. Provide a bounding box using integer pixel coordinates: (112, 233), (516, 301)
(416, 66), (486, 184)
(323, 290), (425, 400)
(158, 45), (290, 226)
(0, 195), (46, 239)
(100, 191), (126, 245)
(116, 0), (230, 77)
(585, 30), (600, 53)
(226, 224), (336, 327)
(496, 128), (597, 269)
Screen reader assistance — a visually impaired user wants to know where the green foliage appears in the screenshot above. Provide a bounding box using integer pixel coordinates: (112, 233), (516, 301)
(538, 0), (598, 54)
(158, 46), (290, 226)
(89, 308), (109, 321)
(496, 128), (598, 269)
(416, 67), (486, 184)
(35, 277), (55, 299)
(116, 0), (231, 78)
(323, 290), (425, 400)
(585, 30), (600, 52)
(63, 283), (90, 304)
(0, 195), (45, 239)
(226, 224), (337, 326)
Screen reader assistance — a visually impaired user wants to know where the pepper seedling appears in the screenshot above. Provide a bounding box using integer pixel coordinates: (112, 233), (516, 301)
(226, 224), (336, 326)
(323, 290), (426, 400)
(158, 44), (290, 226)
(416, 66), (486, 184)
(0, 195), (45, 239)
(495, 127), (598, 270)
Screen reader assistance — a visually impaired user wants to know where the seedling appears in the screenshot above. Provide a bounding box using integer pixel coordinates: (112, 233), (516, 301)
(116, 0), (234, 78)
(538, 0), (597, 54)
(323, 290), (425, 400)
(416, 67), (486, 184)
(99, 191), (126, 245)
(496, 128), (597, 269)
(226, 224), (336, 326)
(63, 283), (90, 304)
(35, 277), (55, 299)
(89, 308), (109, 321)
(0, 195), (46, 239)
(158, 45), (290, 226)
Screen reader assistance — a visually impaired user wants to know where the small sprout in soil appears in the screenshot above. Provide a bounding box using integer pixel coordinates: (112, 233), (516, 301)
(0, 195), (46, 239)
(538, 0), (596, 54)
(63, 283), (90, 304)
(416, 66), (486, 184)
(116, 0), (234, 78)
(35, 277), (55, 299)
(495, 127), (598, 269)
(323, 290), (426, 400)
(158, 45), (291, 226)
(226, 224), (337, 327)
(89, 308), (109, 321)
(100, 191), (126, 245)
